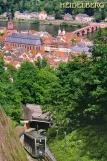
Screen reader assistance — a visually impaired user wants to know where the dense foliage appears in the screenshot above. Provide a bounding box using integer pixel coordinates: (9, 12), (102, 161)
(49, 126), (107, 161)
(0, 0), (107, 20)
(0, 59), (21, 122)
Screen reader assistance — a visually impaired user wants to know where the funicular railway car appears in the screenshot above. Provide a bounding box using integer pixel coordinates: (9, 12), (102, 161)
(24, 131), (46, 159)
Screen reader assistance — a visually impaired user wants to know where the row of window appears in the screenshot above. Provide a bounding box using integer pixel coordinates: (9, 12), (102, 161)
(5, 43), (40, 50)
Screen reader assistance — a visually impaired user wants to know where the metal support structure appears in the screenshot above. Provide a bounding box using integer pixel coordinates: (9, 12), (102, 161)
(37, 124), (38, 132)
(64, 131), (66, 149)
(56, 130), (58, 146)
(78, 140), (82, 161)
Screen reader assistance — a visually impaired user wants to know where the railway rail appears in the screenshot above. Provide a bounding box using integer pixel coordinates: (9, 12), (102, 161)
(37, 155), (51, 161)
(27, 154), (52, 161)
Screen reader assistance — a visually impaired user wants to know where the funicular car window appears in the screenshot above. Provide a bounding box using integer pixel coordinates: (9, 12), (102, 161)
(36, 139), (45, 152)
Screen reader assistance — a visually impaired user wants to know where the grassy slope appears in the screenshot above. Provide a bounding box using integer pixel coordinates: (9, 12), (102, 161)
(0, 108), (28, 161)
(49, 126), (107, 161)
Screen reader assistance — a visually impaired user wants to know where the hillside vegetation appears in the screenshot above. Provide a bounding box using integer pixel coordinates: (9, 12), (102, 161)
(0, 108), (28, 161)
(0, 0), (107, 20)
(49, 126), (107, 161)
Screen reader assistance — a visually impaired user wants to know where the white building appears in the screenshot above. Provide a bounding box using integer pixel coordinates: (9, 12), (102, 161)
(47, 15), (55, 20)
(75, 14), (94, 22)
(105, 17), (107, 21)
(14, 11), (39, 20)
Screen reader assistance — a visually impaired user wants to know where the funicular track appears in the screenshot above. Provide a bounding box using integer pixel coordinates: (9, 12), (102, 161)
(37, 156), (51, 161)
(34, 154), (52, 161)
(27, 154), (51, 161)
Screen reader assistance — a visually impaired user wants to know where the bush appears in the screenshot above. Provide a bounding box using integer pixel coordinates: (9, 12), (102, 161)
(33, 20), (40, 24)
(61, 22), (68, 27)
(46, 126), (58, 142)
(0, 33), (4, 36)
(77, 24), (82, 28)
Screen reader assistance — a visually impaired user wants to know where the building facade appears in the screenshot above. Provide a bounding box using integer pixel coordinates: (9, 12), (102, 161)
(6, 20), (17, 36)
(47, 15), (55, 20)
(75, 14), (93, 22)
(39, 11), (47, 20)
(4, 33), (43, 51)
(63, 13), (73, 21)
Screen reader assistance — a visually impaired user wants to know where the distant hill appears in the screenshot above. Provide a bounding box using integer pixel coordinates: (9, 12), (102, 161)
(0, 0), (107, 19)
(0, 108), (28, 161)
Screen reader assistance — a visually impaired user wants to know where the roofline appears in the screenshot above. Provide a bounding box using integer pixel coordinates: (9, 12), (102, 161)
(30, 119), (51, 123)
(20, 119), (51, 124)
(4, 41), (43, 45)
(24, 131), (46, 139)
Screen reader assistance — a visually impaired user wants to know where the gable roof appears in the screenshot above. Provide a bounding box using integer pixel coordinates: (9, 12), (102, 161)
(64, 13), (72, 17)
(40, 11), (47, 15)
(5, 33), (43, 45)
(76, 14), (89, 17)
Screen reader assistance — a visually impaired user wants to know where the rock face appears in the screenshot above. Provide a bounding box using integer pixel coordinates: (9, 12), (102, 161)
(0, 108), (28, 161)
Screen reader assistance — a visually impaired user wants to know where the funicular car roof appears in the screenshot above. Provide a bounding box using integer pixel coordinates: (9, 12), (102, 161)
(24, 130), (46, 140)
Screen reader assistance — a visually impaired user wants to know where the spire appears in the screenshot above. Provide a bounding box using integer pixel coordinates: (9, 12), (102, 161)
(62, 28), (65, 35)
(58, 26), (61, 35)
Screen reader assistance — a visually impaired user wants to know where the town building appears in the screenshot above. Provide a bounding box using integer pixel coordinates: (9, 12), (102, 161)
(14, 11), (39, 20)
(75, 14), (94, 22)
(0, 12), (7, 18)
(15, 10), (48, 20)
(63, 13), (73, 21)
(4, 33), (43, 51)
(39, 11), (47, 20)
(71, 42), (93, 56)
(6, 20), (17, 36)
(22, 104), (51, 130)
(105, 17), (107, 21)
(6, 10), (17, 36)
(47, 51), (69, 67)
(47, 15), (55, 20)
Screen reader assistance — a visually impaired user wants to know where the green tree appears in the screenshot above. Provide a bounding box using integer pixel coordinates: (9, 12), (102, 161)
(14, 61), (38, 104)
(94, 12), (101, 22)
(33, 67), (59, 105)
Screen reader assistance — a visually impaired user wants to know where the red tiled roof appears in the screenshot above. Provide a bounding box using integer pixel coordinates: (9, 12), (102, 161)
(40, 11), (47, 15)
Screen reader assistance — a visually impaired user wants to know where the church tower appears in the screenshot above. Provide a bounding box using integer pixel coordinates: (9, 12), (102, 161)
(7, 21), (15, 30)
(7, 9), (16, 35)
(7, 9), (15, 30)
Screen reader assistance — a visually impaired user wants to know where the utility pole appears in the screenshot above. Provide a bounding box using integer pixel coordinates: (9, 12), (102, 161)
(56, 130), (58, 146)
(37, 124), (38, 132)
(64, 131), (66, 149)
(78, 140), (82, 161)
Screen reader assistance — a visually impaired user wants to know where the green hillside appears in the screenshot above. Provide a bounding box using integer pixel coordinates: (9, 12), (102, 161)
(0, 0), (107, 19)
(0, 108), (28, 161)
(49, 126), (107, 161)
